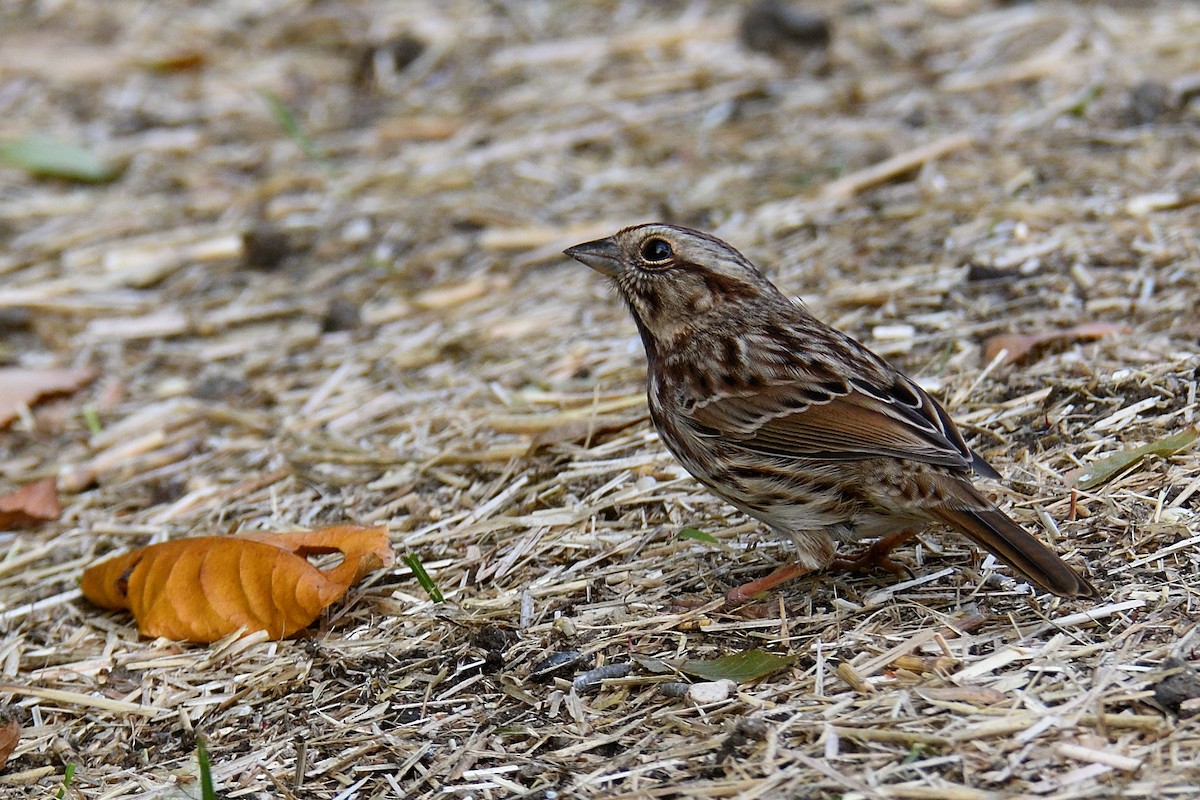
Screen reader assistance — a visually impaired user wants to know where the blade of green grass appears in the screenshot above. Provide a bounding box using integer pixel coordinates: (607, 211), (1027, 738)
(677, 527), (720, 545)
(903, 742), (935, 763)
(55, 763), (76, 799)
(82, 404), (103, 435)
(260, 90), (328, 167)
(402, 553), (445, 603)
(197, 736), (216, 800)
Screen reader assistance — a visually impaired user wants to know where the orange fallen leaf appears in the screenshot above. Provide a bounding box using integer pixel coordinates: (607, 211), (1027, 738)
(984, 322), (1126, 365)
(0, 714), (19, 771)
(0, 367), (97, 428)
(0, 478), (62, 530)
(80, 525), (394, 642)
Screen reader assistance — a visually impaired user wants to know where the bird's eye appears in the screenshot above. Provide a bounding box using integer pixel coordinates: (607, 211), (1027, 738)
(639, 237), (674, 264)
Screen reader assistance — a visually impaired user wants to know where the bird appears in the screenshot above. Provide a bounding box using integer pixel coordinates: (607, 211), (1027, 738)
(564, 223), (1096, 603)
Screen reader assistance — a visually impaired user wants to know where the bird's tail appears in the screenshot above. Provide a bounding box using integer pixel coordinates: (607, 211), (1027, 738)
(930, 502), (1097, 599)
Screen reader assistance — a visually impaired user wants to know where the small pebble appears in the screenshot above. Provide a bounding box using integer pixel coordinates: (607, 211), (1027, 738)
(966, 263), (1015, 282)
(192, 372), (249, 402)
(687, 679), (737, 704)
(341, 217), (373, 244)
(322, 297), (361, 333)
(1124, 80), (1171, 125)
(740, 1), (831, 55)
(1154, 657), (1200, 717)
(0, 308), (32, 333)
(242, 225), (292, 271)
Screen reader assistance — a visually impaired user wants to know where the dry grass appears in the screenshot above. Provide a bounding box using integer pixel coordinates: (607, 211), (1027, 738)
(2, 0), (1200, 797)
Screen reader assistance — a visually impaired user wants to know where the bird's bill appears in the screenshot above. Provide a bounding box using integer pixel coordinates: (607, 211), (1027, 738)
(563, 236), (622, 277)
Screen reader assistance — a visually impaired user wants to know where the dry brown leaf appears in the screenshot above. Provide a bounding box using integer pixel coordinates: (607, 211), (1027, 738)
(0, 367), (97, 428)
(0, 478), (62, 530)
(983, 322), (1126, 365)
(0, 714), (18, 771)
(80, 526), (394, 642)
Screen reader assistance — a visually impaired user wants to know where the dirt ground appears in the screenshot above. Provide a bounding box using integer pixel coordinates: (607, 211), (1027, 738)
(2, 0), (1200, 797)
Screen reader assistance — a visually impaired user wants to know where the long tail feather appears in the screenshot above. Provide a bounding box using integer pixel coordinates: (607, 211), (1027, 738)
(931, 505), (1097, 599)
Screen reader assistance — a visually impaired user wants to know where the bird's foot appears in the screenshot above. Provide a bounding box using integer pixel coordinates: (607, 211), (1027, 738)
(828, 530), (917, 576)
(724, 563), (811, 605)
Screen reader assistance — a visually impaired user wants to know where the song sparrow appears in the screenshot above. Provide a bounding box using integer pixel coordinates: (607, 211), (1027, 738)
(565, 223), (1096, 602)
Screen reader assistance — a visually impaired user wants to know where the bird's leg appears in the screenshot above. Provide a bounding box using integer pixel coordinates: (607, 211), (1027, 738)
(725, 563), (812, 605)
(828, 529), (918, 575)
(725, 530), (920, 605)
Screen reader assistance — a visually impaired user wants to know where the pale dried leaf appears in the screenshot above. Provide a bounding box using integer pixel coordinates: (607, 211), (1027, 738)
(0, 367), (97, 428)
(0, 478), (62, 530)
(984, 322), (1126, 365)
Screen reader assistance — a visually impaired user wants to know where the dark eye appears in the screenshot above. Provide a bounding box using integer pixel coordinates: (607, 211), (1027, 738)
(640, 237), (674, 264)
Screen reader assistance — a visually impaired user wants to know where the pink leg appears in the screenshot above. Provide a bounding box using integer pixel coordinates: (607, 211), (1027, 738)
(828, 530), (917, 575)
(725, 530), (920, 605)
(720, 532), (916, 606)
(725, 563), (812, 605)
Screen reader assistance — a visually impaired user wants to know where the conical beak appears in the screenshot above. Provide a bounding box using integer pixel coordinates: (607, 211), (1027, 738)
(564, 236), (622, 277)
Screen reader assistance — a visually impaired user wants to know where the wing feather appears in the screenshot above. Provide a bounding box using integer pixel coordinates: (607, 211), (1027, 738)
(688, 372), (978, 473)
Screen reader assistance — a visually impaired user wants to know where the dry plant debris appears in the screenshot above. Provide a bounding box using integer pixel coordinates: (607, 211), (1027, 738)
(1, 0), (1199, 797)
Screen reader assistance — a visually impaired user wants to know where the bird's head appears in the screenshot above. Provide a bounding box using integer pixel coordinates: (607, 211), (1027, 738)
(565, 223), (780, 350)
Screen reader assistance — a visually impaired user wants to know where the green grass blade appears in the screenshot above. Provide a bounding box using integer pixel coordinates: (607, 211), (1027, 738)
(259, 90), (328, 166)
(55, 763), (76, 799)
(197, 736), (216, 800)
(402, 553), (445, 603)
(677, 527), (720, 545)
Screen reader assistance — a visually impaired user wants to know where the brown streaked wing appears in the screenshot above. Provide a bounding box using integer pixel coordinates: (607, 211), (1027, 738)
(688, 378), (975, 471)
